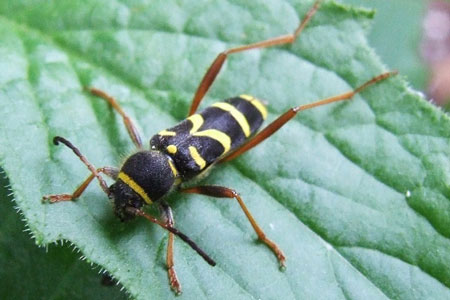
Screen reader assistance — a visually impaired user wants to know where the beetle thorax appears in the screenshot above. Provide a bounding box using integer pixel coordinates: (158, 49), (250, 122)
(109, 151), (176, 220)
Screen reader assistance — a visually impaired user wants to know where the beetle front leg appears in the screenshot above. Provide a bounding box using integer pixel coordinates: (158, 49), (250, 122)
(160, 202), (182, 295)
(43, 166), (118, 203)
(42, 137), (117, 203)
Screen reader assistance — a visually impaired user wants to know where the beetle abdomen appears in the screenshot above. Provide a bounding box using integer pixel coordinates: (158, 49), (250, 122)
(151, 95), (267, 178)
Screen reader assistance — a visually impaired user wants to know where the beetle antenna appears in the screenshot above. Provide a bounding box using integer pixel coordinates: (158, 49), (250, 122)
(168, 227), (216, 266)
(53, 136), (110, 196)
(126, 207), (216, 266)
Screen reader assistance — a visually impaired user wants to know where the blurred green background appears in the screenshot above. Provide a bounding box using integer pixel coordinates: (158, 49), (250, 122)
(342, 0), (429, 91)
(343, 0), (450, 107)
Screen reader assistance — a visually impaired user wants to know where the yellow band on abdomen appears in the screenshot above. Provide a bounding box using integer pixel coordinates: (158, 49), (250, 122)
(193, 129), (231, 153)
(240, 94), (267, 120)
(212, 102), (251, 137)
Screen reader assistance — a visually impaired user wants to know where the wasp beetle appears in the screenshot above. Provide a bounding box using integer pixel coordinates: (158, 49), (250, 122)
(43, 0), (396, 294)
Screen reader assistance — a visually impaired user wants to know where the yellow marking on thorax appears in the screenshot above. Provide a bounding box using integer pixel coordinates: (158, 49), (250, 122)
(212, 102), (251, 137)
(240, 94), (268, 120)
(118, 172), (152, 204)
(166, 145), (177, 154)
(188, 146), (206, 169)
(193, 129), (231, 153)
(168, 159), (179, 177)
(159, 129), (176, 136)
(187, 114), (203, 133)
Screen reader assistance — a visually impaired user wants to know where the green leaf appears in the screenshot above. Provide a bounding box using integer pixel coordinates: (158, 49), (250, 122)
(0, 171), (127, 299)
(1, 0), (449, 299)
(340, 0), (429, 90)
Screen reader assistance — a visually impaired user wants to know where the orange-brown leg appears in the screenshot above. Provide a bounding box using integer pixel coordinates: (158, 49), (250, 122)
(43, 166), (118, 203)
(181, 185), (286, 269)
(88, 88), (143, 148)
(160, 203), (181, 295)
(188, 0), (322, 116)
(42, 137), (113, 202)
(220, 71), (397, 163)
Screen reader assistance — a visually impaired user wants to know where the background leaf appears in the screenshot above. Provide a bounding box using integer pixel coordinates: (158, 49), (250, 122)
(0, 171), (127, 299)
(341, 0), (429, 91)
(1, 0), (450, 299)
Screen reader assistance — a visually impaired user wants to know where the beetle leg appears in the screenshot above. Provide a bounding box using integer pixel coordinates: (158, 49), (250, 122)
(88, 87), (143, 148)
(160, 202), (182, 295)
(220, 71), (397, 163)
(181, 185), (286, 269)
(126, 207), (216, 267)
(42, 137), (114, 202)
(188, 0), (322, 116)
(43, 166), (118, 203)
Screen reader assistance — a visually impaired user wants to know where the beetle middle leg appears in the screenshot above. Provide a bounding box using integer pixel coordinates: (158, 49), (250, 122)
(181, 185), (286, 268)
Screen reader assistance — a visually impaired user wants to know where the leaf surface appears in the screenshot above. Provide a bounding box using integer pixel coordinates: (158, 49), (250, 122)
(0, 173), (127, 299)
(1, 1), (450, 299)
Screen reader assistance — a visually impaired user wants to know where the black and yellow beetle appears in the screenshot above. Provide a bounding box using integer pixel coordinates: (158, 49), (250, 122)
(42, 0), (396, 294)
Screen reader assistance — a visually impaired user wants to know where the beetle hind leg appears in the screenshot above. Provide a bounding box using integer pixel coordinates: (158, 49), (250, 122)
(181, 185), (286, 269)
(220, 71), (397, 163)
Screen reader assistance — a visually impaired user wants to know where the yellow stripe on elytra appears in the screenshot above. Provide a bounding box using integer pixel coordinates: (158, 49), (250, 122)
(187, 113), (231, 153)
(188, 146), (206, 169)
(193, 129), (231, 153)
(159, 129), (176, 136)
(166, 145), (177, 154)
(168, 159), (179, 177)
(187, 114), (203, 134)
(212, 102), (251, 137)
(240, 94), (267, 120)
(118, 172), (152, 204)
